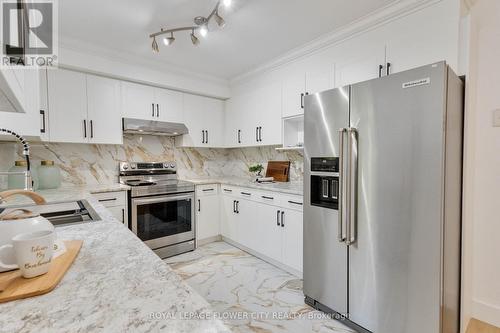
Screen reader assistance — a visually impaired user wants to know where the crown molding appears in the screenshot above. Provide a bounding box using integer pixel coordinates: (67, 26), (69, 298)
(230, 0), (443, 85)
(58, 37), (229, 87)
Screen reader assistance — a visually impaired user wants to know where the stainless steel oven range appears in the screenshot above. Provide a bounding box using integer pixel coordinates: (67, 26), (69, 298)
(119, 161), (195, 258)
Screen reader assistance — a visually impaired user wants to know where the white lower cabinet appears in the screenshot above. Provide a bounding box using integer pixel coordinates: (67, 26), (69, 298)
(92, 191), (128, 224)
(220, 185), (303, 274)
(196, 184), (220, 242)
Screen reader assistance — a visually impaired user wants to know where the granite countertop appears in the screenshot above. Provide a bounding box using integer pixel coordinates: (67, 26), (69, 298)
(0, 197), (229, 333)
(183, 177), (303, 196)
(0, 184), (130, 208)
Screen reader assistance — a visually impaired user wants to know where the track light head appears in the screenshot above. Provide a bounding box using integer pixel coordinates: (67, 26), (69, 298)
(199, 24), (208, 37)
(163, 32), (175, 46)
(151, 37), (159, 53)
(223, 0), (232, 8)
(191, 29), (200, 46)
(214, 11), (226, 28)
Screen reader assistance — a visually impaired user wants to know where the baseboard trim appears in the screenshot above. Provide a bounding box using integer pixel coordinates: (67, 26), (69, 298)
(221, 236), (303, 278)
(196, 235), (222, 247)
(472, 300), (500, 329)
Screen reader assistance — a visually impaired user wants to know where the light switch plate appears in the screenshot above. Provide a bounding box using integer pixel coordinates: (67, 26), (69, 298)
(494, 109), (500, 127)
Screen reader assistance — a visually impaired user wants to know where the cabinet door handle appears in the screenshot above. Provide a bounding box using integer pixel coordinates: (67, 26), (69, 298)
(262, 195), (274, 200)
(198, 199), (201, 212)
(223, 188), (232, 193)
(277, 210), (281, 226)
(40, 110), (46, 133)
(300, 93), (304, 109)
(241, 192), (251, 196)
(202, 188), (214, 192)
(236, 201), (239, 213)
(152, 103), (155, 117)
(156, 104), (159, 117)
(98, 198), (117, 202)
(288, 200), (303, 206)
(206, 130), (208, 144)
(281, 211), (285, 227)
(233, 200), (236, 213)
(90, 120), (94, 139)
(386, 62), (391, 76)
(237, 129), (241, 144)
(83, 119), (87, 138)
(258, 127), (262, 142)
(202, 130), (205, 144)
(256, 127), (259, 142)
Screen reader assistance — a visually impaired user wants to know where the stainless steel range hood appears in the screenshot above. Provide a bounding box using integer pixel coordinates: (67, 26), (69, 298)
(122, 118), (188, 136)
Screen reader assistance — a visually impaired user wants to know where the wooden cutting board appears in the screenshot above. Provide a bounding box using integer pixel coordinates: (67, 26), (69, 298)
(265, 161), (291, 182)
(0, 240), (83, 303)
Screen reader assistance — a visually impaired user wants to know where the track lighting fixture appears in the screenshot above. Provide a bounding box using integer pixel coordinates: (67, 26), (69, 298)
(149, 0), (229, 51)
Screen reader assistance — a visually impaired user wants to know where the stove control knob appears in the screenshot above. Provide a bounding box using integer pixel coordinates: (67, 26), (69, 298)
(163, 163), (170, 169)
(170, 163), (175, 168)
(122, 164), (129, 170)
(130, 163), (137, 170)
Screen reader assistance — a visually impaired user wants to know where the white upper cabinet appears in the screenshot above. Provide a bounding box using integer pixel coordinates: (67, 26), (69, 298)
(121, 81), (155, 120)
(0, 67), (27, 113)
(282, 71), (305, 118)
(47, 70), (88, 143)
(86, 75), (122, 145)
(155, 89), (183, 123)
(282, 63), (334, 118)
(176, 94), (224, 148)
(122, 81), (184, 123)
(47, 69), (122, 144)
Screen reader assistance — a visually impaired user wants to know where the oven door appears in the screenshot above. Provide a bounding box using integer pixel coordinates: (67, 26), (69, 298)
(131, 193), (194, 249)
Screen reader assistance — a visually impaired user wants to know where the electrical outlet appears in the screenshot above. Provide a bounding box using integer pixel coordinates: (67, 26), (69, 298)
(494, 109), (500, 127)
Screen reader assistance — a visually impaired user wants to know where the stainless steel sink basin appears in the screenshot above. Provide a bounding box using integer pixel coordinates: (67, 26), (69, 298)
(1, 200), (101, 227)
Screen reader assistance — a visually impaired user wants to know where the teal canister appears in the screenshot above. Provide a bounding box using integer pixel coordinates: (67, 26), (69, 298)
(8, 160), (39, 190)
(37, 160), (61, 189)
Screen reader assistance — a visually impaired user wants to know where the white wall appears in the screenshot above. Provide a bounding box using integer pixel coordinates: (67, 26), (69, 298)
(462, 0), (500, 330)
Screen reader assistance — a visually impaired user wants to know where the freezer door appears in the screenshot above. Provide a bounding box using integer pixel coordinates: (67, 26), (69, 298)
(303, 87), (349, 315)
(348, 62), (449, 333)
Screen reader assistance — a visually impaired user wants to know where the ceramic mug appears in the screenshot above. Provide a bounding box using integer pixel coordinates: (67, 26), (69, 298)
(0, 230), (54, 278)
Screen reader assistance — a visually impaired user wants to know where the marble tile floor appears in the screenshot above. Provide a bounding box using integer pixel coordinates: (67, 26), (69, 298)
(164, 241), (354, 333)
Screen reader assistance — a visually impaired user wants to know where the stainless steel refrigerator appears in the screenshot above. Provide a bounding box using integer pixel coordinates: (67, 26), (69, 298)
(303, 62), (463, 333)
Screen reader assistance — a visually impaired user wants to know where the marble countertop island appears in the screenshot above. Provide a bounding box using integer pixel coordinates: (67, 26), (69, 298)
(182, 177), (303, 196)
(0, 198), (230, 333)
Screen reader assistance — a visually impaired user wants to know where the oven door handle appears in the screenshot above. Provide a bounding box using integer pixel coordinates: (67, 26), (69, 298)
(132, 193), (193, 206)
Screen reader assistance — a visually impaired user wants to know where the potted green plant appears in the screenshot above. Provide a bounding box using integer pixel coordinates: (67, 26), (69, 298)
(248, 164), (264, 180)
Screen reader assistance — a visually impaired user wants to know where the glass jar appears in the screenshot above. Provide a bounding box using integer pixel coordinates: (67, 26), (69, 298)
(8, 160), (39, 190)
(37, 160), (61, 189)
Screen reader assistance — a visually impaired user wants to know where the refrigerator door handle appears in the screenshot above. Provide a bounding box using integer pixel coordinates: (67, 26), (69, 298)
(338, 128), (347, 243)
(346, 127), (358, 245)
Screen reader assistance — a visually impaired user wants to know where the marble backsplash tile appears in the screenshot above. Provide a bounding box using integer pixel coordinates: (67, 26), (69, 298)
(0, 135), (303, 188)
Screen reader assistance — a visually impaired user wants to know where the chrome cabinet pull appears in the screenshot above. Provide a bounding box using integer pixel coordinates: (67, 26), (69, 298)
(276, 210), (280, 226)
(281, 211), (284, 227)
(346, 127), (358, 245)
(338, 128), (347, 243)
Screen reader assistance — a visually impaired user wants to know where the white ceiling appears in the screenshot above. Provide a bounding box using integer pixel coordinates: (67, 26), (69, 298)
(59, 0), (398, 80)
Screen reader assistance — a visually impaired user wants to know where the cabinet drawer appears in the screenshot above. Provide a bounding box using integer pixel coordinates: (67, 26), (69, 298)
(196, 184), (219, 196)
(220, 185), (239, 197)
(92, 191), (127, 207)
(278, 194), (304, 211)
